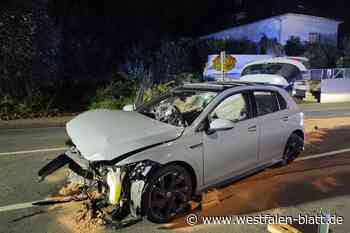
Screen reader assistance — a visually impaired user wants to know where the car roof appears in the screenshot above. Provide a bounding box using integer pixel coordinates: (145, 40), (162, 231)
(180, 81), (280, 92)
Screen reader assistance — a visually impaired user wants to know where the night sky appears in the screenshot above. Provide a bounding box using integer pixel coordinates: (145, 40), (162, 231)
(47, 0), (350, 40)
(3, 0), (349, 79)
(2, 0), (349, 42)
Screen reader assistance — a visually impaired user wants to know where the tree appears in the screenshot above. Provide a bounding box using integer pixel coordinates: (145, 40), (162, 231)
(152, 38), (193, 82)
(0, 7), (39, 98)
(258, 35), (269, 54)
(336, 37), (350, 68)
(284, 36), (306, 56)
(303, 43), (338, 68)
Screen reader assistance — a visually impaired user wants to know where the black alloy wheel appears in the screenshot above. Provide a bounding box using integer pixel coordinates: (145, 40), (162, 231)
(143, 165), (193, 223)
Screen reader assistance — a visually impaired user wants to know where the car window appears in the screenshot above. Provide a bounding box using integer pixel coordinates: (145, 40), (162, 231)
(210, 93), (248, 122)
(242, 63), (299, 81)
(276, 92), (287, 110)
(253, 91), (280, 116)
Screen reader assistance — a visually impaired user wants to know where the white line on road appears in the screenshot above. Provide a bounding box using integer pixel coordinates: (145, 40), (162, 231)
(0, 147), (350, 213)
(305, 112), (350, 118)
(296, 148), (350, 161)
(0, 200), (43, 213)
(0, 147), (67, 156)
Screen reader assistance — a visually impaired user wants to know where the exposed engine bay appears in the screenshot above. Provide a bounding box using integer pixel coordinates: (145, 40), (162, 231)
(139, 90), (217, 127)
(153, 102), (188, 127)
(39, 146), (160, 222)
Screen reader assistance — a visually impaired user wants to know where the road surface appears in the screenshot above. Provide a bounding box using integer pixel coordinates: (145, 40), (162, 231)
(300, 102), (350, 118)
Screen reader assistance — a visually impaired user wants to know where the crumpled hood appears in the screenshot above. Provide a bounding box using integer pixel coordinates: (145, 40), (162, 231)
(66, 109), (183, 161)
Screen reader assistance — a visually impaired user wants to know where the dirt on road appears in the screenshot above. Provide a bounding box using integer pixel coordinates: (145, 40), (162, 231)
(304, 117), (350, 133)
(165, 153), (350, 232)
(304, 117), (350, 156)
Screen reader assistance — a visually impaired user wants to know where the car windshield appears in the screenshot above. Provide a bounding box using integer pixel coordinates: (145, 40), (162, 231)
(138, 89), (218, 127)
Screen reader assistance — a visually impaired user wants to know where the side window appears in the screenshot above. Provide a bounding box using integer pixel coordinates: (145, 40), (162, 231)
(276, 92), (287, 110)
(253, 91), (280, 116)
(210, 93), (248, 122)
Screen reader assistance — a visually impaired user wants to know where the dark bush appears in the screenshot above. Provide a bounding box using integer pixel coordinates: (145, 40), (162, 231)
(303, 43), (338, 68)
(284, 36), (306, 56)
(337, 37), (350, 68)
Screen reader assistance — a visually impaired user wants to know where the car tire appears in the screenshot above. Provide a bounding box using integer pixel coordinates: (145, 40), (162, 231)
(142, 164), (193, 223)
(281, 133), (304, 166)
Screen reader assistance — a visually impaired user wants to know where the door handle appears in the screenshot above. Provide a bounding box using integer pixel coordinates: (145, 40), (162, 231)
(190, 143), (203, 149)
(248, 125), (257, 132)
(281, 116), (289, 122)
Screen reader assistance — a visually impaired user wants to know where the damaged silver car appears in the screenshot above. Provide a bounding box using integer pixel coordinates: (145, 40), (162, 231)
(39, 81), (304, 223)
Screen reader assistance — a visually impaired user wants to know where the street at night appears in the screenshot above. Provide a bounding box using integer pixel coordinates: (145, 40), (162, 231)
(1, 103), (350, 233)
(2, 0), (350, 232)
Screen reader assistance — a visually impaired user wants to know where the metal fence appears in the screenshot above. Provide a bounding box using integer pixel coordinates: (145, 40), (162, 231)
(309, 68), (350, 81)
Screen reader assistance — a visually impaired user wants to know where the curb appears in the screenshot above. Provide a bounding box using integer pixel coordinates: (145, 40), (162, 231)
(0, 116), (74, 130)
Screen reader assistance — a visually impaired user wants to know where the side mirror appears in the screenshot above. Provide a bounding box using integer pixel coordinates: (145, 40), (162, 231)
(207, 119), (235, 134)
(197, 118), (210, 132)
(123, 104), (135, 112)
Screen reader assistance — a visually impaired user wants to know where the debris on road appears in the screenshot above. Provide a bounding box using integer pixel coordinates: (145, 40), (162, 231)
(267, 224), (302, 233)
(201, 189), (220, 210)
(45, 170), (147, 231)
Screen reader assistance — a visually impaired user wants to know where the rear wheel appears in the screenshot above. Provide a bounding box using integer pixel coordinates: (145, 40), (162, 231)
(143, 165), (193, 223)
(281, 133), (304, 165)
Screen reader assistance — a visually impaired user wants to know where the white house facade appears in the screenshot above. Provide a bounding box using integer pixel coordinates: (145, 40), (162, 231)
(202, 13), (341, 45)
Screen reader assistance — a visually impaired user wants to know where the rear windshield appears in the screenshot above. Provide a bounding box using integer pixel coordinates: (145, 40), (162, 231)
(241, 63), (301, 82)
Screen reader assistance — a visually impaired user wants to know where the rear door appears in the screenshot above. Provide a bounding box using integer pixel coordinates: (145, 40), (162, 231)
(251, 90), (290, 164)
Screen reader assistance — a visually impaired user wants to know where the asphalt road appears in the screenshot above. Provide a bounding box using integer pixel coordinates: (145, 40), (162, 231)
(0, 102), (350, 233)
(300, 102), (350, 118)
(0, 127), (67, 153)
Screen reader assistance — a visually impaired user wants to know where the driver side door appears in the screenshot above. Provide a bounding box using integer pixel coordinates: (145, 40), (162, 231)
(202, 92), (259, 186)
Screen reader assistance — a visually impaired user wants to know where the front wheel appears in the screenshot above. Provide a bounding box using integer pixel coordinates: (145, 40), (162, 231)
(142, 165), (193, 223)
(281, 133), (304, 166)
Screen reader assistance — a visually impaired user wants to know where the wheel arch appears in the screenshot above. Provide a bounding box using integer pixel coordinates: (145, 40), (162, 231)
(283, 129), (304, 156)
(162, 161), (197, 195)
(284, 129), (304, 152)
(292, 129), (304, 140)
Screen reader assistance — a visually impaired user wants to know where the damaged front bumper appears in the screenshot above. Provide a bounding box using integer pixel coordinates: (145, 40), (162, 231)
(38, 148), (93, 181)
(38, 147), (159, 219)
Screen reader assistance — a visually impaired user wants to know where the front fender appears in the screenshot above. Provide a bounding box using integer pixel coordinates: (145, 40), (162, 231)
(115, 133), (204, 190)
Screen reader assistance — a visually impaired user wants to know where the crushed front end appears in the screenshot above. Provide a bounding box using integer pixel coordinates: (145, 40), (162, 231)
(38, 146), (159, 222)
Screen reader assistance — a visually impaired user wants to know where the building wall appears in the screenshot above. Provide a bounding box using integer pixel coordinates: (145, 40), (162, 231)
(202, 17), (282, 43)
(280, 14), (340, 45)
(321, 79), (350, 103)
(202, 14), (340, 46)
